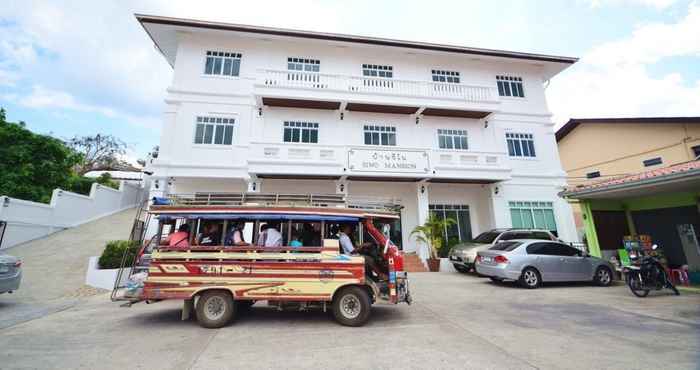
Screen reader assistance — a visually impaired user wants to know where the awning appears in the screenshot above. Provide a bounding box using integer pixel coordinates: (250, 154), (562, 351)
(157, 213), (360, 222)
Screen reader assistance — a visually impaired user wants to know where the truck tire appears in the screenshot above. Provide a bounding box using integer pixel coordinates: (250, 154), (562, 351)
(332, 286), (371, 327)
(196, 290), (235, 329)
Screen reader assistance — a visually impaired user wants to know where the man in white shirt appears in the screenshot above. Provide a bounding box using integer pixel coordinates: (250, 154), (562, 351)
(338, 224), (386, 280)
(263, 223), (283, 247)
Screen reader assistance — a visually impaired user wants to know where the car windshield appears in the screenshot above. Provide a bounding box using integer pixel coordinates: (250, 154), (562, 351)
(489, 241), (523, 251)
(472, 231), (501, 244)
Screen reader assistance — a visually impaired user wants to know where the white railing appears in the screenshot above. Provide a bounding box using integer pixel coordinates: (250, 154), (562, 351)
(258, 69), (498, 103)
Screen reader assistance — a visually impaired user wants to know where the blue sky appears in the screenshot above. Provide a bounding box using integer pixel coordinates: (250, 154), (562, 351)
(1, 0), (699, 164)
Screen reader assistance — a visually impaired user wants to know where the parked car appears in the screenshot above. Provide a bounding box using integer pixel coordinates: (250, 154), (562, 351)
(0, 253), (22, 294)
(475, 240), (614, 289)
(448, 229), (558, 273)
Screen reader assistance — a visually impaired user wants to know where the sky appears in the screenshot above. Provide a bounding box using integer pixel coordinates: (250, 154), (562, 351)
(1, 0), (699, 164)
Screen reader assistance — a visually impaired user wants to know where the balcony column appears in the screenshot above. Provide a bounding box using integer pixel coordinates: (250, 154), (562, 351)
(415, 181), (430, 261)
(335, 177), (348, 196)
(487, 183), (510, 228)
(246, 175), (261, 193)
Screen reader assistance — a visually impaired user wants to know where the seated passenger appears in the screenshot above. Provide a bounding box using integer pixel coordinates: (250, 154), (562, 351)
(302, 223), (321, 246)
(197, 223), (221, 246)
(339, 224), (387, 280)
(264, 222), (283, 247)
(164, 224), (190, 249)
(256, 224), (269, 246)
(224, 222), (248, 246)
(289, 232), (303, 248)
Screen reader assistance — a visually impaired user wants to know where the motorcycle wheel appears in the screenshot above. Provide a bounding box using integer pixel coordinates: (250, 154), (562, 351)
(627, 276), (650, 297)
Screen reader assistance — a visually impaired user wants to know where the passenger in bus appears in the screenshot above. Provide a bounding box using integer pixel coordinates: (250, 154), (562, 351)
(224, 222), (248, 246)
(338, 224), (387, 280)
(197, 223), (221, 246)
(264, 222), (283, 247)
(164, 224), (190, 249)
(301, 223), (321, 246)
(256, 224), (269, 246)
(289, 232), (303, 248)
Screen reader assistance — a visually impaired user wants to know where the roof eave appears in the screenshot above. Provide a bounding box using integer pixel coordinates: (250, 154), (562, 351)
(562, 168), (700, 199)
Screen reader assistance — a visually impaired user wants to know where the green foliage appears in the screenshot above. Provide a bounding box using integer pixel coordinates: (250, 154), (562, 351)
(410, 215), (456, 259)
(0, 108), (82, 203)
(98, 240), (140, 269)
(96, 172), (119, 190)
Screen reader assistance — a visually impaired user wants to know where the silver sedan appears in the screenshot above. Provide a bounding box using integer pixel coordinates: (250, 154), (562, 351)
(475, 240), (614, 289)
(0, 253), (22, 294)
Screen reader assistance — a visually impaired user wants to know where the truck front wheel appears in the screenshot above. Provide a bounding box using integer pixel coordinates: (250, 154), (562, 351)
(332, 286), (371, 327)
(196, 290), (235, 329)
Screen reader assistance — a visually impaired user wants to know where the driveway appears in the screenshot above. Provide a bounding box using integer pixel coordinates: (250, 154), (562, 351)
(1, 272), (698, 369)
(0, 208), (137, 329)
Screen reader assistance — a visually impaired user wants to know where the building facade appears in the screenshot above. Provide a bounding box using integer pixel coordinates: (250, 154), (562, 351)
(138, 14), (579, 254)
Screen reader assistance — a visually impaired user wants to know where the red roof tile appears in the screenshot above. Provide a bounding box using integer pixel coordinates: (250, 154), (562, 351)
(564, 160), (700, 196)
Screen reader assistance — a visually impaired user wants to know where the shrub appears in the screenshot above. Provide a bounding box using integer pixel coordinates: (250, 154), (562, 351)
(98, 240), (140, 269)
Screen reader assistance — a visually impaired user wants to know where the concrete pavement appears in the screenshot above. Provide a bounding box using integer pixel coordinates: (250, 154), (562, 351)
(1, 272), (698, 369)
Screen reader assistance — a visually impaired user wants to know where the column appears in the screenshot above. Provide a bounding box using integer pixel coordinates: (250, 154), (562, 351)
(487, 183), (510, 228)
(580, 201), (602, 257)
(246, 175), (261, 193)
(415, 182), (430, 260)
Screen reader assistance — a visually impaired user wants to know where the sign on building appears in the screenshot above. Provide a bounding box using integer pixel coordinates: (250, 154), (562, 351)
(348, 148), (429, 173)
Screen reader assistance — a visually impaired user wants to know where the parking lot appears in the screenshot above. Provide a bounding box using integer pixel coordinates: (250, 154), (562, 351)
(1, 270), (698, 369)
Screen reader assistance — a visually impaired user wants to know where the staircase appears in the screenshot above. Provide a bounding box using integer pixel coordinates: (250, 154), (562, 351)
(403, 253), (428, 272)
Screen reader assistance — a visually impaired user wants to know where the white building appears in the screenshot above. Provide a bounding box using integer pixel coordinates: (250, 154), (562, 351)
(137, 14), (579, 254)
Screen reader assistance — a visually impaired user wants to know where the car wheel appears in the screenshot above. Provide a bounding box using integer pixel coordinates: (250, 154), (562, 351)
(196, 290), (235, 329)
(519, 267), (541, 289)
(594, 266), (613, 287)
(332, 286), (371, 327)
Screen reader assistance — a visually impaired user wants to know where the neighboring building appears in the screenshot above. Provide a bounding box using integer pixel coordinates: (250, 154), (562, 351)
(561, 161), (700, 283)
(557, 117), (700, 231)
(137, 14), (579, 254)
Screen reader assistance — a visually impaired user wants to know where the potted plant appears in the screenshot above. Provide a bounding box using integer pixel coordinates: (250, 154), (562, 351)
(410, 215), (456, 272)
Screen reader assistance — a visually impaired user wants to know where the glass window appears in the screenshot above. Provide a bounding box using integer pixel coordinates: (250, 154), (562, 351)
(362, 64), (393, 78)
(283, 121), (319, 144)
(473, 231), (500, 244)
(437, 129), (468, 150)
(204, 51), (242, 77)
(586, 171), (601, 179)
(496, 75), (524, 97)
(489, 241), (522, 251)
(692, 145), (700, 159)
(194, 116), (235, 145)
(363, 125), (396, 146)
(429, 204), (472, 246)
(431, 70), (460, 83)
(287, 57), (320, 72)
(509, 201), (557, 232)
(506, 132), (536, 158)
(643, 157), (663, 167)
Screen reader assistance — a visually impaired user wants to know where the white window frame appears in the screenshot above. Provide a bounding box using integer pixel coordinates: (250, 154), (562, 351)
(506, 132), (536, 158)
(496, 75), (525, 98)
(283, 121), (319, 144)
(203, 51), (242, 77)
(363, 125), (396, 146)
(287, 57), (320, 72)
(508, 201), (557, 232)
(432, 70), (461, 84)
(193, 116), (236, 146)
(362, 64), (393, 78)
(437, 129), (468, 150)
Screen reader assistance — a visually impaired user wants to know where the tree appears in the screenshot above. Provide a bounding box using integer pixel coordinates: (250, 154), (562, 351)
(410, 215), (456, 260)
(0, 109), (82, 203)
(67, 134), (130, 175)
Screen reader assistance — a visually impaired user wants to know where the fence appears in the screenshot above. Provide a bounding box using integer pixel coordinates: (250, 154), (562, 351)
(0, 182), (145, 250)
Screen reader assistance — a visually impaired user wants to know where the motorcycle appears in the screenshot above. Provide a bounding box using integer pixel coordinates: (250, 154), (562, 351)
(623, 244), (679, 297)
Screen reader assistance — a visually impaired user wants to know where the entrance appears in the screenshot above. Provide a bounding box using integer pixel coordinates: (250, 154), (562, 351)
(429, 204), (472, 255)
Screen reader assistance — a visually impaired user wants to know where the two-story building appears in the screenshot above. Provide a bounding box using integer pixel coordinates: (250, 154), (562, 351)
(137, 14), (579, 254)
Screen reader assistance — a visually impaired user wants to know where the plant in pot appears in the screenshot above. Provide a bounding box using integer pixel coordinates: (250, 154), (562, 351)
(410, 215), (456, 272)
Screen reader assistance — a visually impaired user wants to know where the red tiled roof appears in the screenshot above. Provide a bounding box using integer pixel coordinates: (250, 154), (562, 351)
(563, 160), (700, 196)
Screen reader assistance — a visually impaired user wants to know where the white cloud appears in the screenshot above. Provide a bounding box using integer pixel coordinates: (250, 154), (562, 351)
(548, 2), (700, 125)
(586, 0), (679, 9)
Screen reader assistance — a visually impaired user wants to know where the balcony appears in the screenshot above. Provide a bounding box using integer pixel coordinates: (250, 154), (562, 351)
(254, 69), (500, 118)
(247, 142), (511, 183)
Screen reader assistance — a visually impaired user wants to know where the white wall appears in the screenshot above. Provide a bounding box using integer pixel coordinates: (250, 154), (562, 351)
(0, 182), (145, 250)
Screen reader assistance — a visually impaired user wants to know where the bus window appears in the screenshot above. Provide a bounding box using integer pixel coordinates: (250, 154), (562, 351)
(288, 221), (322, 246)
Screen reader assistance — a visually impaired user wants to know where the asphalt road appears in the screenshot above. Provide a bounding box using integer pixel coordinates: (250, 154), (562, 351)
(1, 272), (698, 369)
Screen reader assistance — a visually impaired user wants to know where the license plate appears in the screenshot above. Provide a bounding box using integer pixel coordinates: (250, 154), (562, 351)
(449, 256), (459, 261)
(482, 256), (493, 263)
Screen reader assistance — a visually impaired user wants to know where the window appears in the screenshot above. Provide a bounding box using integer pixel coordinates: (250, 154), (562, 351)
(363, 125), (396, 146)
(432, 70), (460, 83)
(643, 157), (663, 167)
(362, 64), (393, 78)
(283, 121), (319, 143)
(506, 132), (536, 157)
(496, 75), (524, 97)
(509, 201), (557, 232)
(429, 204), (472, 245)
(501, 231), (552, 241)
(287, 57), (320, 72)
(204, 51), (242, 77)
(438, 129), (468, 150)
(586, 171), (601, 179)
(489, 241), (523, 252)
(194, 116), (235, 145)
(692, 145), (700, 159)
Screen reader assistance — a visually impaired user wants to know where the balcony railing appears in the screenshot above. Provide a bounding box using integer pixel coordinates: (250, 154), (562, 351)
(257, 69), (498, 103)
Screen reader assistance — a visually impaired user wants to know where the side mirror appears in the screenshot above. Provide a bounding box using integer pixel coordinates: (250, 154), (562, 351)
(381, 224), (391, 236)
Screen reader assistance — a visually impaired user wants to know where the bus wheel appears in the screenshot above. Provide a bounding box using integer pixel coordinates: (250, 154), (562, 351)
(196, 290), (235, 329)
(332, 286), (371, 327)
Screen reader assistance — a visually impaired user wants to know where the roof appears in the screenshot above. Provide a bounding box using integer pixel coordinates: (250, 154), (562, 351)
(561, 160), (700, 199)
(136, 14), (577, 74)
(556, 117), (700, 142)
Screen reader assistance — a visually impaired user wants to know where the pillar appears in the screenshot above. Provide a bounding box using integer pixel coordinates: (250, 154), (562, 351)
(246, 175), (261, 193)
(415, 182), (430, 261)
(580, 201), (602, 257)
